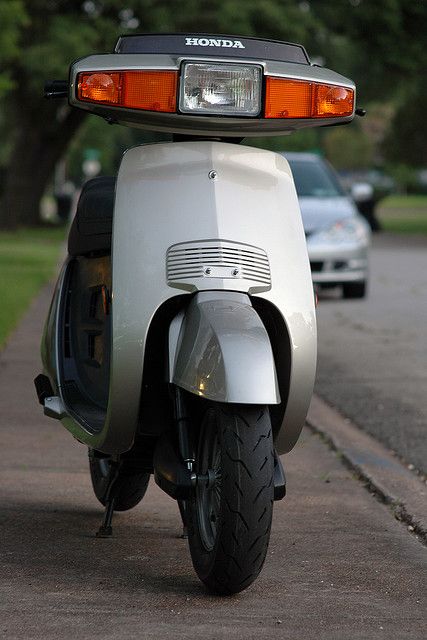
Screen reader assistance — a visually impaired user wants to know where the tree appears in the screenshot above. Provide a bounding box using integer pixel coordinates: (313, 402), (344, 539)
(383, 81), (427, 167)
(0, 1), (27, 99)
(0, 0), (321, 229)
(308, 0), (427, 102)
(307, 0), (427, 169)
(0, 1), (142, 228)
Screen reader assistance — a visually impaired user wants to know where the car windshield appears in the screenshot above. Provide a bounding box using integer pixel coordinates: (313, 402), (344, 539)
(287, 159), (345, 198)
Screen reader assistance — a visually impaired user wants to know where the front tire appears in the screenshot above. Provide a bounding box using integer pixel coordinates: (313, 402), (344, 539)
(188, 404), (274, 595)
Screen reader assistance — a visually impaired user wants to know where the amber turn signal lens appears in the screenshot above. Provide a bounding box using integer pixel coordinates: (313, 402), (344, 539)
(79, 73), (121, 104)
(121, 71), (177, 112)
(265, 77), (354, 119)
(77, 71), (178, 113)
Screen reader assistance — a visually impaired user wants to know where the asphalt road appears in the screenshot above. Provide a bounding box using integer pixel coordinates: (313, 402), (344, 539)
(315, 232), (427, 475)
(1, 280), (426, 639)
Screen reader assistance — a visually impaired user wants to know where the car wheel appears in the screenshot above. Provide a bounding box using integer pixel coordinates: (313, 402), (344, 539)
(342, 281), (367, 299)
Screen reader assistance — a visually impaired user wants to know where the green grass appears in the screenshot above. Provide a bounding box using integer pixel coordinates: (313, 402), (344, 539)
(380, 194), (427, 209)
(0, 227), (65, 348)
(377, 195), (427, 235)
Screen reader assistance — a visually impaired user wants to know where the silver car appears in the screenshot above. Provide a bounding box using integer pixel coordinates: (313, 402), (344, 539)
(284, 152), (370, 298)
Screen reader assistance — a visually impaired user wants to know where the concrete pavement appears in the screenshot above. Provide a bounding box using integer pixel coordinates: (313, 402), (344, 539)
(0, 283), (426, 639)
(307, 395), (427, 543)
(315, 232), (427, 476)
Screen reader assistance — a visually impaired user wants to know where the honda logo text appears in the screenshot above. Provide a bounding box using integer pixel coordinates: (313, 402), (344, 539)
(185, 37), (245, 49)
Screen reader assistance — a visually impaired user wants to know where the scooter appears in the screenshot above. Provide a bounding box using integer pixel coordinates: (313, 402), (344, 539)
(36, 33), (356, 595)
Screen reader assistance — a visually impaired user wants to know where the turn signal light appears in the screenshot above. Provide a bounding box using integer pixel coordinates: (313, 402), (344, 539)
(77, 71), (178, 113)
(265, 77), (354, 118)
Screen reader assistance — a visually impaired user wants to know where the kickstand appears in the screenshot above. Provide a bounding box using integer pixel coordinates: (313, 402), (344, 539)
(96, 495), (116, 538)
(178, 500), (188, 539)
(96, 460), (122, 538)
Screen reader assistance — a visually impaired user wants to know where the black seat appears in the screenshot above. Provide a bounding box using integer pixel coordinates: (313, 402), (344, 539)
(68, 176), (116, 256)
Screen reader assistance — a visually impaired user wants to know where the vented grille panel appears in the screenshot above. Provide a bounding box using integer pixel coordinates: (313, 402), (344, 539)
(167, 240), (271, 287)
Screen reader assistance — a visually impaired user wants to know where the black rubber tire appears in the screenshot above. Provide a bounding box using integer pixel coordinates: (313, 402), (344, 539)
(342, 281), (367, 299)
(188, 404), (274, 595)
(89, 451), (150, 512)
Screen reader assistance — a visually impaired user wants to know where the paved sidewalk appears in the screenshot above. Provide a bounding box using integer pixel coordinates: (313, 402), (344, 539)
(0, 286), (426, 639)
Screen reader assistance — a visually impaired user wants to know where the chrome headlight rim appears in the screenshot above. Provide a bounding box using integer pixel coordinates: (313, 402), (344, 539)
(178, 61), (263, 117)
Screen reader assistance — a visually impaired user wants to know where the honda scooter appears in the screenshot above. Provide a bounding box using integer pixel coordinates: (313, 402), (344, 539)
(36, 33), (356, 594)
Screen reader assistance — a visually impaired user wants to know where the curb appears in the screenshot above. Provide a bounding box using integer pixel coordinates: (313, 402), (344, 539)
(307, 394), (427, 545)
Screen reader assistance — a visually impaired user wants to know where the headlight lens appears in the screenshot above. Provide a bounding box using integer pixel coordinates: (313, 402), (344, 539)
(179, 62), (262, 116)
(311, 218), (370, 243)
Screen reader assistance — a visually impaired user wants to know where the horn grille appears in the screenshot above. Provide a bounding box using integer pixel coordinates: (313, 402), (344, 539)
(166, 240), (271, 292)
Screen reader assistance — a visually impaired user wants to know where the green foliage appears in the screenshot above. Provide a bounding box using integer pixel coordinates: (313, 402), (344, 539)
(383, 82), (427, 167)
(386, 164), (422, 194)
(131, 0), (320, 43)
(66, 117), (169, 181)
(309, 0), (427, 102)
(248, 129), (321, 154)
(0, 0), (27, 97)
(2, 1), (140, 102)
(322, 125), (375, 170)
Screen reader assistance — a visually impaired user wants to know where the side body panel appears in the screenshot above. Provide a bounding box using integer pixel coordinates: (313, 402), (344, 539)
(43, 141), (316, 454)
(41, 265), (66, 392)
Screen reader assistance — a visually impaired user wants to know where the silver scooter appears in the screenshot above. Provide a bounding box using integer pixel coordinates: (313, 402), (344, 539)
(36, 33), (356, 594)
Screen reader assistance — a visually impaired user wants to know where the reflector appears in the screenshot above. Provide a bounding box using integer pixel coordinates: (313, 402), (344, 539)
(265, 77), (354, 118)
(79, 73), (121, 105)
(77, 71), (177, 112)
(314, 84), (353, 117)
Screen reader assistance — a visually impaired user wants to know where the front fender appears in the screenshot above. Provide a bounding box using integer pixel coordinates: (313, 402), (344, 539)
(170, 291), (280, 404)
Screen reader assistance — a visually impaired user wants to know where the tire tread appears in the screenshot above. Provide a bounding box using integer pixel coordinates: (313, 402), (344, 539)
(189, 404), (274, 594)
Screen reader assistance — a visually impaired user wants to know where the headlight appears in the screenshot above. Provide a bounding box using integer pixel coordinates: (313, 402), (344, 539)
(179, 62), (262, 116)
(311, 218), (370, 243)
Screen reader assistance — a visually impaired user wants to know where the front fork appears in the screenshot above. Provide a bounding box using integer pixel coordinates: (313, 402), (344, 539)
(172, 384), (286, 504)
(174, 386), (194, 473)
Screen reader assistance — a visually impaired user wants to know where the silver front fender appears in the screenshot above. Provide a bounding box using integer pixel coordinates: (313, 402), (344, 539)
(170, 291), (280, 404)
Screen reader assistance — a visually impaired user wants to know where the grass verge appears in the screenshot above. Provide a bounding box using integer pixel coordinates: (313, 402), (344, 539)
(379, 195), (427, 209)
(0, 227), (65, 349)
(377, 195), (427, 234)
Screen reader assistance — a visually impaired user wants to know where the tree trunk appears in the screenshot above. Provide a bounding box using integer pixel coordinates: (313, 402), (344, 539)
(0, 104), (86, 229)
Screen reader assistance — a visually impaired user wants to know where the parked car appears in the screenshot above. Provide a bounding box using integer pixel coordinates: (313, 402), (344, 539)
(283, 152), (371, 298)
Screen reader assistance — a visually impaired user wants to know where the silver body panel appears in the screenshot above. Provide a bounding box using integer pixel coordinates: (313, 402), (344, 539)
(42, 141), (317, 455)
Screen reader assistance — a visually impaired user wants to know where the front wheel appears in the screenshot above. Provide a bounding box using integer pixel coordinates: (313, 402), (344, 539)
(188, 403), (274, 595)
